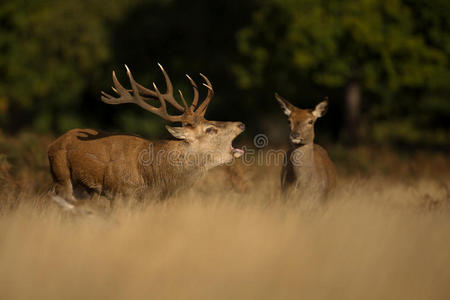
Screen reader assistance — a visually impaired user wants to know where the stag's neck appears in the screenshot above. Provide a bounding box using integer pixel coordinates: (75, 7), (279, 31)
(139, 140), (213, 194)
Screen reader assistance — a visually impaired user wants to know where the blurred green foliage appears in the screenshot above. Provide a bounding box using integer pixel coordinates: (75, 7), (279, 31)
(237, 0), (449, 89)
(0, 0), (130, 131)
(0, 0), (448, 147)
(235, 0), (450, 146)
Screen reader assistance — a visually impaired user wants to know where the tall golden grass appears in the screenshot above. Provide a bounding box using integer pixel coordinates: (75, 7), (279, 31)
(1, 164), (449, 299)
(0, 133), (449, 299)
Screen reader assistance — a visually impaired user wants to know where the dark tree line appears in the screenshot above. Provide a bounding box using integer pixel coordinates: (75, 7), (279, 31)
(0, 0), (448, 147)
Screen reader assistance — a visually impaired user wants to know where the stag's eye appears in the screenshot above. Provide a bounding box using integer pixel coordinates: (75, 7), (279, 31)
(308, 120), (314, 125)
(205, 127), (217, 134)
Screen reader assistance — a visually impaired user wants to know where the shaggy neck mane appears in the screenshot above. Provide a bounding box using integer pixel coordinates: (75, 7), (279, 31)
(139, 139), (211, 197)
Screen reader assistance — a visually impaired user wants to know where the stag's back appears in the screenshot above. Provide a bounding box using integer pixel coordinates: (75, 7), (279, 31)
(48, 129), (150, 197)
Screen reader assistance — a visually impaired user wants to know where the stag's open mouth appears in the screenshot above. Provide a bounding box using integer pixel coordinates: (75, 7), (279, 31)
(230, 124), (245, 158)
(231, 134), (245, 158)
(231, 145), (244, 158)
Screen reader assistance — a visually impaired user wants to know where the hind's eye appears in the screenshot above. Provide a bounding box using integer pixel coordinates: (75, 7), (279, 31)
(308, 120), (314, 125)
(205, 127), (217, 134)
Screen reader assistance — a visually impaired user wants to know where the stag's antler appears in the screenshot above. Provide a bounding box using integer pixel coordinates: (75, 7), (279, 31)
(101, 64), (214, 125)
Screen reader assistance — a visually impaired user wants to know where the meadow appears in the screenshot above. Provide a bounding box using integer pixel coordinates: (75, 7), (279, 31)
(0, 133), (449, 299)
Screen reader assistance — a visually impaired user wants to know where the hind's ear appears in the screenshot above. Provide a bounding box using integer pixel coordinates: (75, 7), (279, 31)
(312, 98), (328, 118)
(275, 93), (294, 117)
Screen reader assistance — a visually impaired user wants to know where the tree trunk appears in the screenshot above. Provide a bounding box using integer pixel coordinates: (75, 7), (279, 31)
(345, 80), (361, 144)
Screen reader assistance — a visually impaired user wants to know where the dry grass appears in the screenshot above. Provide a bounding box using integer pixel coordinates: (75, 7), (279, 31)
(1, 161), (450, 299)
(0, 133), (449, 299)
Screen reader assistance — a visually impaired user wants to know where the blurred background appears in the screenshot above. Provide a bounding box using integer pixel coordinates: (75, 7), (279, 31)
(2, 2), (450, 297)
(0, 0), (448, 173)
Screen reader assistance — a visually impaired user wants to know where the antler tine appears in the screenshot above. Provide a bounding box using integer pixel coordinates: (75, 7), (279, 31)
(186, 74), (199, 108)
(100, 70), (134, 104)
(125, 63), (185, 112)
(152, 82), (167, 116)
(156, 63), (184, 111)
(125, 65), (149, 104)
(152, 82), (184, 123)
(127, 65), (183, 122)
(101, 64), (216, 125)
(158, 63), (173, 95)
(178, 90), (189, 110)
(195, 73), (214, 116)
(101, 65), (184, 123)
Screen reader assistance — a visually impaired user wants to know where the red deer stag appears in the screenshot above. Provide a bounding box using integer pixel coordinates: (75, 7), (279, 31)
(275, 93), (336, 200)
(48, 64), (245, 207)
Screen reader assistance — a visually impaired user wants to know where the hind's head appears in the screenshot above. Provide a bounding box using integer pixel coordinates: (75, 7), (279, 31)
(275, 93), (328, 145)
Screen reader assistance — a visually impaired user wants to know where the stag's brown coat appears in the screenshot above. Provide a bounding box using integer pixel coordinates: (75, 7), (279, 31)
(48, 65), (245, 206)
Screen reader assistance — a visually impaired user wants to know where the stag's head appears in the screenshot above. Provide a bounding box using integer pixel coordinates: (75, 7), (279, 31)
(275, 93), (328, 145)
(101, 64), (245, 166)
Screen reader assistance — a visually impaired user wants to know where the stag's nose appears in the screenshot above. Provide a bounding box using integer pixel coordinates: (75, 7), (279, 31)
(237, 122), (245, 131)
(290, 132), (299, 139)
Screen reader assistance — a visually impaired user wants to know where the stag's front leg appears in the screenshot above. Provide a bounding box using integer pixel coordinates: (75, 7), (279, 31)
(53, 180), (77, 204)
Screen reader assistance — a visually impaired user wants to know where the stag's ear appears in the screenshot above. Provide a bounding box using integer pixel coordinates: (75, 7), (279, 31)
(275, 93), (294, 117)
(166, 126), (192, 141)
(312, 98), (328, 118)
